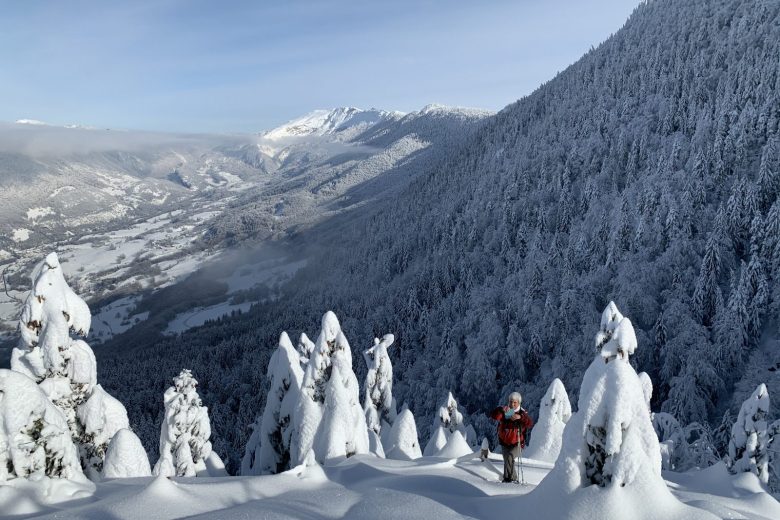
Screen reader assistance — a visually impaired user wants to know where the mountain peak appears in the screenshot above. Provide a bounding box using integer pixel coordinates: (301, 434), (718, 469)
(262, 107), (400, 141)
(15, 118), (51, 126)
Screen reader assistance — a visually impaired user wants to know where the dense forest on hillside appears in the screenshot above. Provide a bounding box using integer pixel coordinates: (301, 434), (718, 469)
(98, 0), (780, 474)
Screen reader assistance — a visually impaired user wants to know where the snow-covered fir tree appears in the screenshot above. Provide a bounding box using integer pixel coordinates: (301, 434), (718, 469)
(578, 302), (653, 486)
(10, 252), (129, 478)
(543, 302), (658, 486)
(435, 391), (467, 436)
(77, 385), (130, 475)
(525, 378), (572, 463)
(726, 383), (770, 483)
(423, 391), (470, 455)
(313, 345), (370, 461)
(435, 430), (473, 458)
(652, 412), (686, 471)
(303, 311), (350, 404)
(154, 369), (223, 477)
(0, 369), (86, 482)
(241, 332), (303, 475)
(525, 302), (709, 519)
(102, 429), (152, 478)
(292, 311), (369, 464)
(594, 301), (637, 362)
(363, 334), (397, 436)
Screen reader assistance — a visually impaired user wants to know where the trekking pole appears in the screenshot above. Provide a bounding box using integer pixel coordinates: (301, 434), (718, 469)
(517, 447), (526, 485)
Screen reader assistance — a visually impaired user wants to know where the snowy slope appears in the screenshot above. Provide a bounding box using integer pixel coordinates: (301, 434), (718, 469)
(2, 454), (778, 519)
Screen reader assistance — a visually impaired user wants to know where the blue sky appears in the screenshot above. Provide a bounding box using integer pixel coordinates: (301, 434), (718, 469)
(0, 1), (640, 134)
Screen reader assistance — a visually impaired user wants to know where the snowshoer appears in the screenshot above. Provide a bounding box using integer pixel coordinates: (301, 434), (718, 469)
(489, 392), (533, 483)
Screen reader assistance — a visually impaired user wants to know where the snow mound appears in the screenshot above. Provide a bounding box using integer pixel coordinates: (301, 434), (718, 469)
(103, 429), (152, 478)
(435, 430), (473, 459)
(384, 408), (422, 460)
(423, 425), (449, 456)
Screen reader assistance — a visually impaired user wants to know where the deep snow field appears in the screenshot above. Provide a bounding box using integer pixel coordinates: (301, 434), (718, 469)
(3, 453), (778, 520)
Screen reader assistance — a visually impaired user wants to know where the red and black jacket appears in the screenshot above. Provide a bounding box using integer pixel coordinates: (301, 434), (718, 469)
(489, 406), (534, 448)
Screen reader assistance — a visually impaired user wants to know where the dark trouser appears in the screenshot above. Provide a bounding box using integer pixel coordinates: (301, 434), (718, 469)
(501, 443), (521, 482)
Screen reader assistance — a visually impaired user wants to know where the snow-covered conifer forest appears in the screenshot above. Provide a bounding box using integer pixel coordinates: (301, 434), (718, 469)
(2, 0), (780, 518)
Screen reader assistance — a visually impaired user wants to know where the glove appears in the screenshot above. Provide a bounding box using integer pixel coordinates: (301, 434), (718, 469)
(504, 410), (515, 420)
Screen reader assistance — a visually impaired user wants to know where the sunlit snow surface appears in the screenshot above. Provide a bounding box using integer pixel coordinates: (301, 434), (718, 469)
(2, 454), (778, 519)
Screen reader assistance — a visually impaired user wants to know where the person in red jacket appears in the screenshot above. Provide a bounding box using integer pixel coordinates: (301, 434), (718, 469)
(489, 392), (534, 483)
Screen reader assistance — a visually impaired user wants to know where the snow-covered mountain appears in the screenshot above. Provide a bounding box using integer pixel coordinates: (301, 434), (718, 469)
(15, 118), (97, 129)
(0, 104), (490, 346)
(262, 107), (402, 141)
(15, 118), (50, 126)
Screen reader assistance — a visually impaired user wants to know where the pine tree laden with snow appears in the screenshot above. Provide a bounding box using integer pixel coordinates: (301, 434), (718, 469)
(580, 302), (654, 486)
(423, 392), (470, 456)
(154, 369), (220, 477)
(303, 311), (352, 404)
(652, 413), (719, 472)
(312, 348), (370, 461)
(0, 369), (85, 482)
(525, 302), (709, 519)
(726, 383), (770, 483)
(433, 391), (467, 437)
(77, 385), (130, 476)
(594, 301), (637, 361)
(680, 422), (719, 470)
(241, 332), (303, 475)
(10, 253), (129, 478)
(525, 378), (572, 463)
(292, 312), (369, 464)
(652, 412), (685, 470)
(540, 302), (661, 487)
(363, 334), (397, 435)
(11, 253), (95, 441)
(12, 253), (91, 383)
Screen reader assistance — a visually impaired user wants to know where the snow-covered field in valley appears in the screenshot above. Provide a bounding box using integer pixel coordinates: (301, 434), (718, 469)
(3, 454), (778, 520)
